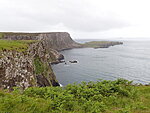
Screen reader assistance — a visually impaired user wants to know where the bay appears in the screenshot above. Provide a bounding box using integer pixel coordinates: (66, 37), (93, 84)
(52, 40), (150, 85)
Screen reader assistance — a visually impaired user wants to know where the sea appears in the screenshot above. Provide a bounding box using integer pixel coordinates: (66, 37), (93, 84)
(52, 39), (150, 86)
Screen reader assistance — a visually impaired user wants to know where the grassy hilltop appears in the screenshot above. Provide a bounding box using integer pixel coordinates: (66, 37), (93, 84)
(0, 40), (38, 52)
(0, 79), (150, 113)
(82, 41), (123, 48)
(0, 32), (39, 52)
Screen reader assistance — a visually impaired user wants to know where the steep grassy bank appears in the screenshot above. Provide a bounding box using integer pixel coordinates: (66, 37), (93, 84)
(0, 79), (149, 113)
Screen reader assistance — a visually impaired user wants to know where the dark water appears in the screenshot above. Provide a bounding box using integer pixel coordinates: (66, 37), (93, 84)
(52, 40), (150, 85)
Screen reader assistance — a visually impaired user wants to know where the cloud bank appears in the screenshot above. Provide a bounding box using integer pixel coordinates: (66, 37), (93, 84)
(0, 0), (150, 39)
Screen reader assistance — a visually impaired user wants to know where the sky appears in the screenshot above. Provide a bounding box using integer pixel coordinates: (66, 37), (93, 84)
(0, 0), (150, 39)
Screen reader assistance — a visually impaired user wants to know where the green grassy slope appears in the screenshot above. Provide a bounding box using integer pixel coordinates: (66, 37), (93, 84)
(0, 40), (38, 52)
(0, 33), (4, 39)
(0, 79), (149, 113)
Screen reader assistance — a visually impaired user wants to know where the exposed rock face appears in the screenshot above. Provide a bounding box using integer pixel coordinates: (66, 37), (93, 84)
(38, 32), (81, 51)
(0, 40), (60, 90)
(0, 50), (35, 90)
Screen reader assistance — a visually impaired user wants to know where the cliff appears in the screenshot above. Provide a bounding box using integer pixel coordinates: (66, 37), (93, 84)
(0, 41), (60, 90)
(0, 32), (81, 90)
(2, 32), (81, 51)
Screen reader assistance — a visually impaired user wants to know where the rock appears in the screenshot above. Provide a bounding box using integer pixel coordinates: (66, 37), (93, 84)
(69, 60), (78, 63)
(50, 60), (60, 65)
(38, 32), (81, 51)
(36, 75), (50, 87)
(58, 54), (64, 60)
(50, 60), (65, 65)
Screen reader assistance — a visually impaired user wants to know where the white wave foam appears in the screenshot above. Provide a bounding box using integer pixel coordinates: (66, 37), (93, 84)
(59, 83), (63, 87)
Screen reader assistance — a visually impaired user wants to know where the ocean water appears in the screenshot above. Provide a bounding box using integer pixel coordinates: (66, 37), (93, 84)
(52, 40), (150, 85)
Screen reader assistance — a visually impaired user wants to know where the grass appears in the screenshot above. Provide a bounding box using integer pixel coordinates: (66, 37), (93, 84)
(0, 33), (4, 39)
(33, 56), (53, 78)
(0, 79), (150, 113)
(34, 56), (45, 75)
(133, 86), (150, 113)
(106, 86), (150, 113)
(0, 40), (38, 52)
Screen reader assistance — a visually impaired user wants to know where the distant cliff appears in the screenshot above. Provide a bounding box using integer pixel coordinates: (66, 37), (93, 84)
(82, 41), (123, 48)
(2, 32), (81, 51)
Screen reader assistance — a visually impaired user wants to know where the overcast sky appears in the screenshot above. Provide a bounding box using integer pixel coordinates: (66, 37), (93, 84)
(0, 0), (150, 39)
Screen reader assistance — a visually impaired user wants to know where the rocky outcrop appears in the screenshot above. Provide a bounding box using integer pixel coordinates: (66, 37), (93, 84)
(38, 32), (81, 51)
(69, 60), (78, 63)
(0, 40), (60, 90)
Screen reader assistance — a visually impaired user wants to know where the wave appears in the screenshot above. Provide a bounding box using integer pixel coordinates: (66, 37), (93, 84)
(59, 83), (63, 87)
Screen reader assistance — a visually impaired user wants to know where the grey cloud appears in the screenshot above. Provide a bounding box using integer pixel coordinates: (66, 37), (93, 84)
(0, 0), (129, 32)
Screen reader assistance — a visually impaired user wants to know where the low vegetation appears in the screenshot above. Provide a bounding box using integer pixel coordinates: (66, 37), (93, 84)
(0, 79), (149, 113)
(33, 56), (53, 78)
(0, 33), (4, 39)
(0, 40), (38, 52)
(34, 57), (45, 75)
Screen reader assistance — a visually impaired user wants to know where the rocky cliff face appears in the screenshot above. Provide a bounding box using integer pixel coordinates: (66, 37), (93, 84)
(38, 32), (81, 51)
(0, 32), (80, 90)
(0, 41), (60, 90)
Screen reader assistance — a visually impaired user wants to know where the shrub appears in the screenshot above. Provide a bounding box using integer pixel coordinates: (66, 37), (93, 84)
(0, 79), (149, 113)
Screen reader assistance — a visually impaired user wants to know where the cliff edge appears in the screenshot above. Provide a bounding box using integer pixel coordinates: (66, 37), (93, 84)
(0, 32), (81, 90)
(2, 32), (81, 51)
